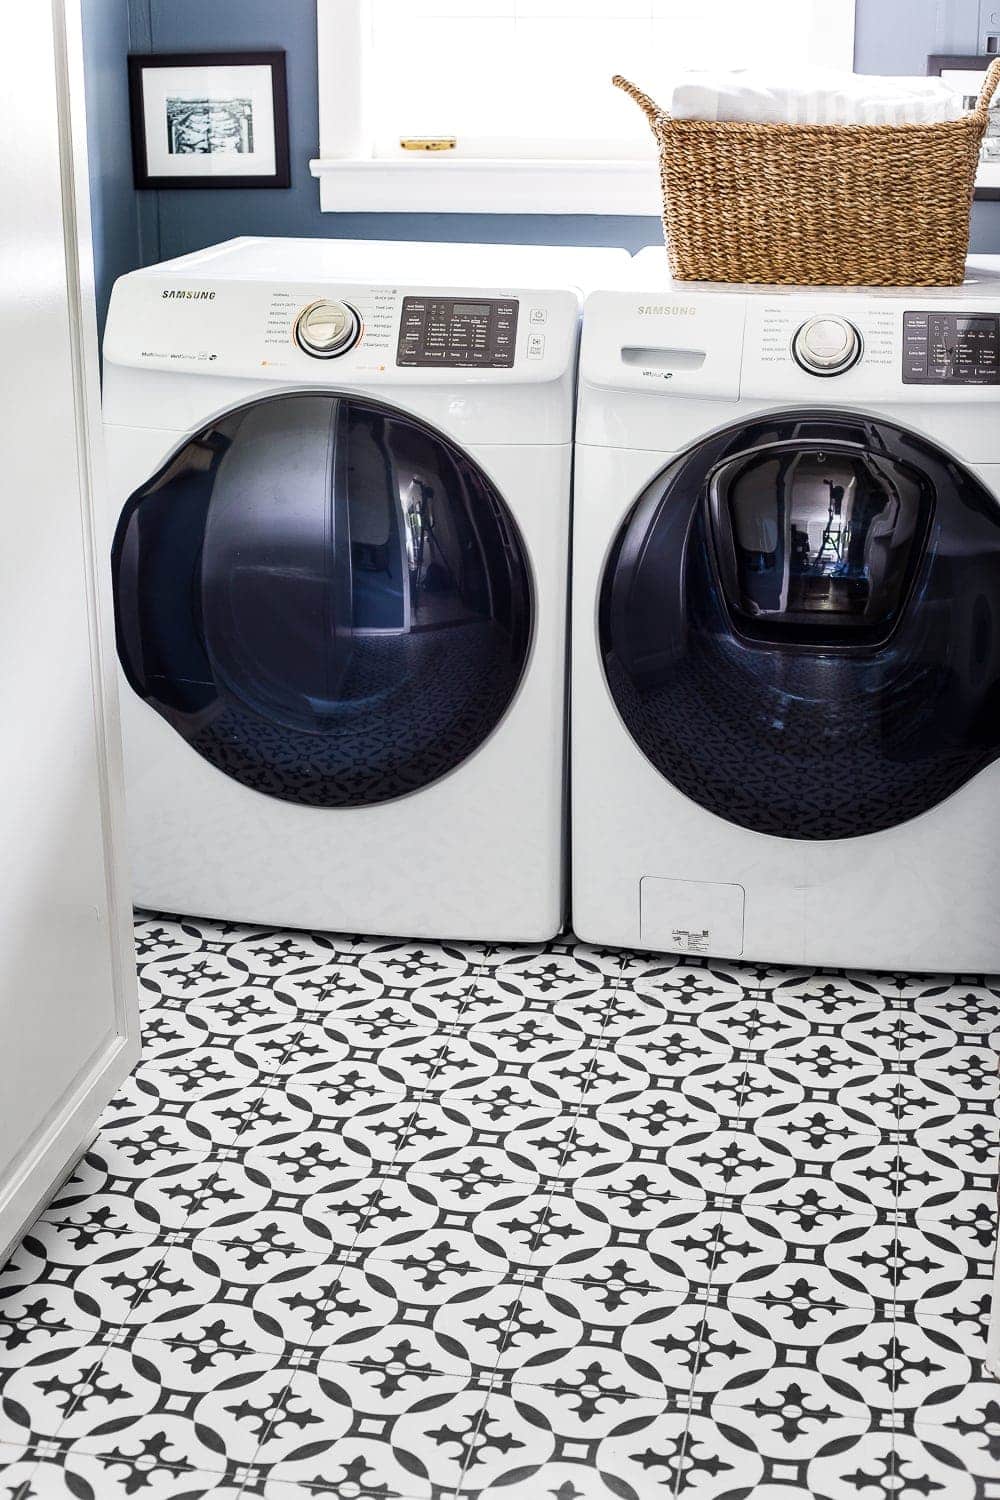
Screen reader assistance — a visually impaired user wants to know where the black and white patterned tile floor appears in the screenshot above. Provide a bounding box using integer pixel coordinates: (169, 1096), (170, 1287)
(1, 914), (999, 1499)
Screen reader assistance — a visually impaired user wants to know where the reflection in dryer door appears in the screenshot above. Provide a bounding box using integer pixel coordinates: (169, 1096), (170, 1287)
(112, 392), (533, 808)
(200, 396), (354, 730)
(708, 440), (929, 648)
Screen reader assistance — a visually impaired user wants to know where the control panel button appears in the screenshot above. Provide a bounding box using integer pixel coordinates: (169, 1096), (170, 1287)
(529, 307), (548, 325)
(526, 333), (545, 359)
(792, 315), (862, 376)
(295, 299), (361, 358)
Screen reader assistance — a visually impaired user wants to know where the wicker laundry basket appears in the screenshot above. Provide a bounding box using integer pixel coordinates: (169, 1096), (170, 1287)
(615, 62), (1000, 286)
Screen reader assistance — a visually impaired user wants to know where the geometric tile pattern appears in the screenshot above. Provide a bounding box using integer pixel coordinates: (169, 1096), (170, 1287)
(0, 913), (998, 1497)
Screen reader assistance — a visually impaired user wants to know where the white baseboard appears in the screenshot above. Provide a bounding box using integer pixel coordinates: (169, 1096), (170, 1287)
(0, 1030), (139, 1265)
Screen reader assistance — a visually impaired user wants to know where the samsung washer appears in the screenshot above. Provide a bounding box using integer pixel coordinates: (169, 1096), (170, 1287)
(572, 249), (1000, 970)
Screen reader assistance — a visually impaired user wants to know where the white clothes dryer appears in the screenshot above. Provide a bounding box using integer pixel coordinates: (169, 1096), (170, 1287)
(572, 248), (1000, 970)
(103, 236), (630, 940)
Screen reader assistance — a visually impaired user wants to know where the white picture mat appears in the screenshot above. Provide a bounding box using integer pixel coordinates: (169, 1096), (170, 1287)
(141, 63), (277, 178)
(938, 67), (1000, 188)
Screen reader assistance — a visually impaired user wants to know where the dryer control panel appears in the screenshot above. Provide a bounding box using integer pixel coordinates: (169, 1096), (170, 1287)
(103, 276), (572, 387)
(396, 297), (519, 367)
(902, 310), (1000, 384)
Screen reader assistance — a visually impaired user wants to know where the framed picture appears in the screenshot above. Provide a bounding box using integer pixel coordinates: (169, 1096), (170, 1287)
(928, 54), (1000, 201)
(128, 51), (290, 190)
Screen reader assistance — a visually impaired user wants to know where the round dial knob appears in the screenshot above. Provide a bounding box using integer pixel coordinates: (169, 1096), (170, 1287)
(295, 299), (361, 359)
(792, 315), (862, 376)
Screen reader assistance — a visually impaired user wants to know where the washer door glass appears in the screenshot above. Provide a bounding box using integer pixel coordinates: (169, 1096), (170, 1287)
(600, 410), (1000, 840)
(113, 393), (533, 807)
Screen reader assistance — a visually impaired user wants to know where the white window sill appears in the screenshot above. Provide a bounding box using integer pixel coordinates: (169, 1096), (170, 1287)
(308, 157), (661, 216)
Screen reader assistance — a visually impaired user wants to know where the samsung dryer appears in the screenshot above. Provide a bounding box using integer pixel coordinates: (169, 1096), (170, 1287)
(573, 249), (1000, 970)
(102, 236), (630, 940)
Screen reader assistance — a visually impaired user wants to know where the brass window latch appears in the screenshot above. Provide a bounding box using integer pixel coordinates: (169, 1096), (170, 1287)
(400, 136), (457, 151)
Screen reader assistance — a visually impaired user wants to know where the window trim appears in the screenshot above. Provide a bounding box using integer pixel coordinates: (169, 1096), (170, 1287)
(313, 0), (857, 216)
(309, 154), (662, 215)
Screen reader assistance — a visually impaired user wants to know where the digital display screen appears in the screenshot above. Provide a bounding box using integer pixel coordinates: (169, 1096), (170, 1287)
(956, 317), (995, 333)
(453, 303), (491, 318)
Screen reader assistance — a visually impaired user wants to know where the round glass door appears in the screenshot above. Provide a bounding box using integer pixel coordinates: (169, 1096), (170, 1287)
(600, 410), (1000, 840)
(113, 393), (532, 807)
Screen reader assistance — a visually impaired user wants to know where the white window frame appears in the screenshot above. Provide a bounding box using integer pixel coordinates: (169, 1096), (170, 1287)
(310, 0), (856, 214)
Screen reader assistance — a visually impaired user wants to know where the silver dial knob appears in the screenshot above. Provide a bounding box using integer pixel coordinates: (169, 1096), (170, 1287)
(792, 315), (862, 376)
(295, 299), (361, 358)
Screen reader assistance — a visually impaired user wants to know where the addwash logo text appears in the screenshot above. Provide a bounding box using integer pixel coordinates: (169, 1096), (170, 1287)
(161, 290), (216, 300)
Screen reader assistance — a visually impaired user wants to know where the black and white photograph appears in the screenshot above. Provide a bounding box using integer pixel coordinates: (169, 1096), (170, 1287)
(127, 51), (289, 189)
(166, 96), (254, 157)
(928, 54), (1000, 199)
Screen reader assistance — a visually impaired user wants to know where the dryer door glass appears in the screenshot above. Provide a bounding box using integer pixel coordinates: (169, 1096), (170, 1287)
(599, 410), (1000, 840)
(709, 441), (928, 648)
(112, 393), (532, 807)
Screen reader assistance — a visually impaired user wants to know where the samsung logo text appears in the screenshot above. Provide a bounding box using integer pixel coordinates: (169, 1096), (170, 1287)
(637, 304), (696, 316)
(161, 290), (216, 300)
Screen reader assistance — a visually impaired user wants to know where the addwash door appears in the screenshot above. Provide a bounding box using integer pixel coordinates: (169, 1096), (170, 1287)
(113, 393), (532, 808)
(600, 410), (1000, 841)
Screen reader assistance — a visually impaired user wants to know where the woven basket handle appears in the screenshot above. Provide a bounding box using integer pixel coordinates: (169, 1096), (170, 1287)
(972, 57), (1000, 120)
(612, 75), (668, 124)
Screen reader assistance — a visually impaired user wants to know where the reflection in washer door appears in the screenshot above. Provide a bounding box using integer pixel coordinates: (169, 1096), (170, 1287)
(600, 410), (1000, 840)
(112, 393), (532, 807)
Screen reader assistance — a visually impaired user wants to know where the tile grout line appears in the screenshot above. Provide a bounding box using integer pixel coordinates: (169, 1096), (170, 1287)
(891, 1024), (904, 1492)
(623, 950), (725, 1500)
(604, 951), (715, 1500)
(452, 948), (654, 1496)
(684, 974), (889, 1492)
(668, 1212), (728, 1498)
(426, 955), (581, 1489)
(453, 958), (623, 1495)
(672, 964), (747, 1500)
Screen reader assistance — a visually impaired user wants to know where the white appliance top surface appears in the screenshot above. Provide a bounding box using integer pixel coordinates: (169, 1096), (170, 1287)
(630, 245), (1000, 300)
(147, 236), (633, 292)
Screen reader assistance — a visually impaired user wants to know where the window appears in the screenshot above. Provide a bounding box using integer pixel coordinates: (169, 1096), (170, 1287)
(312, 0), (857, 212)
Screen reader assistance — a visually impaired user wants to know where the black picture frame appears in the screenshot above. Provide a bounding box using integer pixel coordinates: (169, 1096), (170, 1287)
(127, 50), (290, 190)
(927, 54), (1000, 201)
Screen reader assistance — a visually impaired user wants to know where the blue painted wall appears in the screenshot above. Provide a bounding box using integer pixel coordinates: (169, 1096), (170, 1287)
(82, 0), (1000, 330)
(81, 0), (147, 333)
(144, 0), (657, 264)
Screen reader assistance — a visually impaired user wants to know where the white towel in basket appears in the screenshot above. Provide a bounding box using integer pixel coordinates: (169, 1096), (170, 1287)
(668, 68), (965, 125)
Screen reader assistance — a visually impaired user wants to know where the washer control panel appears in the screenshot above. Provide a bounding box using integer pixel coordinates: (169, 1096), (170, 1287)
(396, 297), (519, 367)
(902, 310), (1000, 385)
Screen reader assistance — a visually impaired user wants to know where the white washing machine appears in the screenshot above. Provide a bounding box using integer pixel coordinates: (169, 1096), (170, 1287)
(102, 236), (630, 940)
(573, 248), (1000, 971)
